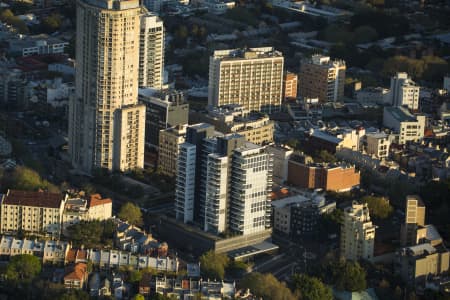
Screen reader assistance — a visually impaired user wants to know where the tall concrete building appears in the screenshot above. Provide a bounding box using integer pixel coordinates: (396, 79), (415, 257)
(69, 0), (146, 173)
(400, 195), (426, 247)
(299, 54), (346, 103)
(175, 143), (196, 223)
(158, 124), (187, 177)
(139, 13), (164, 89)
(208, 47), (284, 113)
(389, 72), (420, 111)
(138, 88), (188, 147)
(229, 143), (273, 236)
(174, 125), (273, 236)
(340, 202), (376, 261)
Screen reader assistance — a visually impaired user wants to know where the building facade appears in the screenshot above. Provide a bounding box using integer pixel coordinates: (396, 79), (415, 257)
(389, 72), (420, 111)
(383, 106), (426, 145)
(175, 125), (274, 237)
(299, 54), (346, 103)
(139, 13), (164, 89)
(158, 125), (187, 177)
(283, 72), (298, 100)
(287, 156), (360, 192)
(397, 243), (450, 286)
(0, 190), (67, 237)
(400, 195), (426, 247)
(208, 47), (284, 113)
(139, 88), (188, 147)
(69, 0), (146, 173)
(366, 132), (391, 159)
(191, 105), (274, 146)
(340, 202), (376, 261)
(175, 143), (197, 223)
(229, 143), (273, 236)
(266, 145), (293, 184)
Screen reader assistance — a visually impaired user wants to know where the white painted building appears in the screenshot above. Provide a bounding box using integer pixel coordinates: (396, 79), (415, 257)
(229, 143), (273, 236)
(366, 132), (391, 159)
(340, 202), (376, 261)
(175, 143), (196, 223)
(389, 72), (420, 110)
(266, 145), (293, 184)
(383, 106), (426, 145)
(139, 12), (164, 90)
(204, 154), (229, 233)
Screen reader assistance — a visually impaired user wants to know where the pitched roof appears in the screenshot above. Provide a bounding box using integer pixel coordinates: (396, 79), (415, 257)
(64, 263), (87, 281)
(88, 194), (112, 207)
(2, 190), (64, 208)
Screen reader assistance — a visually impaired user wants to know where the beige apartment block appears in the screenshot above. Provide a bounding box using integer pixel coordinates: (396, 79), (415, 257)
(208, 47), (284, 113)
(158, 124), (187, 177)
(69, 0), (146, 173)
(299, 54), (346, 103)
(340, 202), (376, 261)
(0, 190), (67, 237)
(400, 195), (426, 247)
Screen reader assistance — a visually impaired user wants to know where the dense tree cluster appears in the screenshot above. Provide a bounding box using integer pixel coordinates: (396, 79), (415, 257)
(0, 9), (28, 34)
(199, 251), (230, 280)
(65, 220), (115, 248)
(239, 272), (296, 300)
(291, 274), (333, 300)
(5, 254), (41, 282)
(361, 196), (393, 219)
(1, 166), (59, 193)
(319, 260), (367, 292)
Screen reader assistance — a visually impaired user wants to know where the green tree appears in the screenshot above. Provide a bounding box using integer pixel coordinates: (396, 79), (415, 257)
(6, 166), (59, 192)
(239, 272), (296, 300)
(199, 250), (229, 280)
(66, 220), (115, 248)
(291, 274), (333, 300)
(361, 196), (393, 219)
(118, 202), (143, 226)
(353, 26), (378, 43)
(6, 254), (41, 282)
(133, 294), (145, 300)
(334, 260), (367, 292)
(315, 150), (337, 163)
(59, 289), (90, 300)
(0, 9), (14, 22)
(41, 13), (62, 33)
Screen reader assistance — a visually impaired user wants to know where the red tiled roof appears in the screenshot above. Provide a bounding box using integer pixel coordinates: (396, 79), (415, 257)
(88, 194), (112, 207)
(66, 249), (76, 263)
(3, 190), (64, 208)
(64, 263), (87, 281)
(76, 250), (87, 261)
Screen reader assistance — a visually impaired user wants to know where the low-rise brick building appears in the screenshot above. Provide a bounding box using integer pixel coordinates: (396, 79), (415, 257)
(287, 155), (360, 192)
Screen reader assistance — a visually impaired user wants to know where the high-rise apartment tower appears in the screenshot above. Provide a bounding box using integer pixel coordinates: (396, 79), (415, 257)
(208, 47), (284, 113)
(70, 0), (162, 173)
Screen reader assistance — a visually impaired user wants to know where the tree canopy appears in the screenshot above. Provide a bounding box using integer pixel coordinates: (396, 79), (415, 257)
(239, 272), (296, 300)
(118, 202), (143, 226)
(5, 254), (41, 282)
(361, 196), (393, 219)
(65, 220), (115, 248)
(3, 166), (59, 192)
(316, 258), (367, 292)
(199, 250), (229, 280)
(291, 274), (333, 300)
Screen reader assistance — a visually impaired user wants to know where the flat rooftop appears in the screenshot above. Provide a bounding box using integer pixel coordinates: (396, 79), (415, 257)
(227, 241), (279, 260)
(384, 106), (416, 122)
